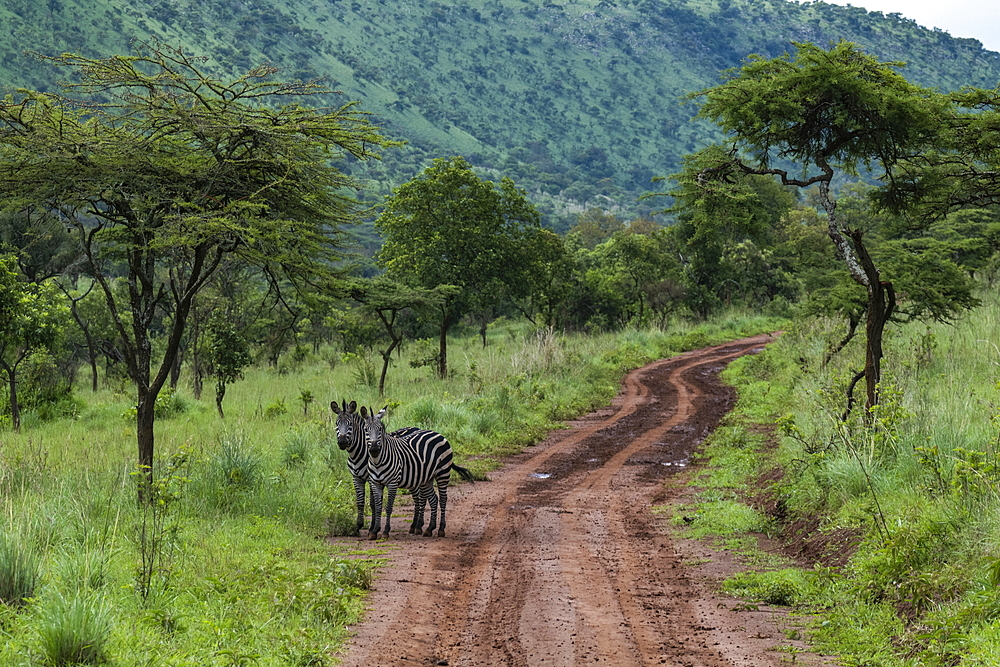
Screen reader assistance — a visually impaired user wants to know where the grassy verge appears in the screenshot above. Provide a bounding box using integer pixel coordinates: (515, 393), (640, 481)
(671, 295), (1000, 666)
(0, 310), (782, 666)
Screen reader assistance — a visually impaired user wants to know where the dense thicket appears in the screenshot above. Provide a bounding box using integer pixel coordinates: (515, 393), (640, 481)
(1, 0), (999, 222)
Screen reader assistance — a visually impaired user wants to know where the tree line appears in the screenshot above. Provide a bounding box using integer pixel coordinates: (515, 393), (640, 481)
(1, 39), (1000, 492)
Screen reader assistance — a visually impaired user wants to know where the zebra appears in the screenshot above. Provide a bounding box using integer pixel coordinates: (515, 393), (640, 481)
(330, 401), (443, 535)
(363, 405), (475, 540)
(329, 399), (441, 537)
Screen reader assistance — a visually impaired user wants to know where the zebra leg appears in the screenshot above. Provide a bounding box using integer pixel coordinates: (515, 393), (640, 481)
(422, 483), (440, 537)
(351, 476), (367, 536)
(436, 480), (449, 537)
(382, 483), (399, 538)
(368, 481), (384, 540)
(410, 486), (427, 535)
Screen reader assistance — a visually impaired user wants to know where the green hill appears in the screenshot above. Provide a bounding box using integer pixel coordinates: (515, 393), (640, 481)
(2, 0), (999, 226)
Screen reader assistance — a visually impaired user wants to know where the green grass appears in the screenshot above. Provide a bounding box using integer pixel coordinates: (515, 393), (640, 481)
(0, 311), (780, 665)
(0, 531), (40, 608)
(675, 294), (1000, 666)
(36, 592), (114, 666)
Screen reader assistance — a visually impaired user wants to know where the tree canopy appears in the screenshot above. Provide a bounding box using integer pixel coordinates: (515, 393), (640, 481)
(376, 156), (541, 377)
(679, 41), (969, 417)
(0, 40), (393, 487)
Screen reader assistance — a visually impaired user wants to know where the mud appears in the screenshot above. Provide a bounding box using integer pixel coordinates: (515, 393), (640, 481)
(332, 335), (839, 667)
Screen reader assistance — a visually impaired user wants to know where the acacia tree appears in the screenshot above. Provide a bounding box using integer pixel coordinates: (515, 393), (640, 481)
(376, 156), (541, 378)
(686, 41), (949, 417)
(0, 40), (392, 490)
(346, 277), (459, 395)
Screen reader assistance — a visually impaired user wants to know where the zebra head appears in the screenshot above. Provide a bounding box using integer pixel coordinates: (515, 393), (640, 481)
(331, 399), (361, 451)
(364, 406), (390, 459)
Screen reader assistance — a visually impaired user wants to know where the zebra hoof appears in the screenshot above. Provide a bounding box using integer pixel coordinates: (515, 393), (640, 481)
(367, 531), (379, 541)
(422, 528), (433, 537)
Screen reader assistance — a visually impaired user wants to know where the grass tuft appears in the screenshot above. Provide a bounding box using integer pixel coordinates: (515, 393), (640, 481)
(36, 593), (113, 666)
(0, 531), (40, 608)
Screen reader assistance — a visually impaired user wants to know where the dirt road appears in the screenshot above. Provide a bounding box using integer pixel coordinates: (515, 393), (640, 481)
(333, 334), (833, 667)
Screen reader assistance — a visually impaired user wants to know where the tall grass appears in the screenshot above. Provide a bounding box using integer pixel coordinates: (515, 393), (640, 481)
(0, 310), (781, 665)
(700, 296), (1000, 666)
(0, 531), (40, 608)
(36, 593), (114, 666)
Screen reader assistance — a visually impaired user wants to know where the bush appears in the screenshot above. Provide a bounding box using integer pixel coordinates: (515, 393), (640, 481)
(262, 399), (288, 420)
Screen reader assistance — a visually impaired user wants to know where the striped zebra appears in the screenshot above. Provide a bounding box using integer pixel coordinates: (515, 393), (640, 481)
(363, 405), (475, 540)
(330, 399), (440, 537)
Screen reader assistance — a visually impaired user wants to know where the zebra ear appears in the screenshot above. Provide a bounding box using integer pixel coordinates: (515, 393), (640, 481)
(360, 406), (368, 418)
(348, 400), (357, 413)
(330, 400), (339, 414)
(377, 406), (388, 420)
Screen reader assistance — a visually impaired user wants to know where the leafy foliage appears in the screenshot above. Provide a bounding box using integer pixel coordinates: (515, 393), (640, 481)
(0, 40), (392, 478)
(0, 0), (998, 216)
(377, 156), (542, 376)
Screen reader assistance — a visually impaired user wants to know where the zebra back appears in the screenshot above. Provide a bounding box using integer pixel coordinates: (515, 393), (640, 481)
(366, 409), (454, 490)
(331, 400), (430, 481)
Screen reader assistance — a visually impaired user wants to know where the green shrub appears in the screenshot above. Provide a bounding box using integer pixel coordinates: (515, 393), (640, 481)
(262, 399), (288, 420)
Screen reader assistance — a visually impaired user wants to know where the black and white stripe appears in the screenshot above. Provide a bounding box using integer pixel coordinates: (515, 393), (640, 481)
(330, 399), (447, 536)
(364, 405), (474, 539)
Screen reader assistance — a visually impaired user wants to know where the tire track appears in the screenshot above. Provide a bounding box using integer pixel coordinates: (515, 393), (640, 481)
(334, 335), (788, 667)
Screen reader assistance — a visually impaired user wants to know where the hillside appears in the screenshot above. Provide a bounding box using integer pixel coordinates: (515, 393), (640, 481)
(2, 0), (999, 226)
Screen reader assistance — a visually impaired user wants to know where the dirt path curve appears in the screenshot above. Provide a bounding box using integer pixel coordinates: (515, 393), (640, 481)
(333, 334), (829, 667)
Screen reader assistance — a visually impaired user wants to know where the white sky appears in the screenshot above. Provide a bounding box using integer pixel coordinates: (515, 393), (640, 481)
(822, 0), (1000, 53)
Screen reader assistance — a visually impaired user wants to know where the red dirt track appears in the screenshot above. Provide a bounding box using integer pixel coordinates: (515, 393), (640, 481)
(333, 335), (835, 667)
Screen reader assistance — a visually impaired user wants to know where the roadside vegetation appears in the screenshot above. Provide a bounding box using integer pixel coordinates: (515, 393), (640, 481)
(0, 312), (779, 666)
(674, 294), (1000, 666)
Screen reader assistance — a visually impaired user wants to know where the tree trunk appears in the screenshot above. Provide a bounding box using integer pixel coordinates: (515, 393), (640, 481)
(846, 229), (896, 422)
(863, 280), (895, 418)
(169, 349), (182, 390)
(215, 380), (226, 419)
(136, 386), (156, 501)
(1, 360), (20, 433)
(438, 310), (451, 380)
(379, 337), (402, 397)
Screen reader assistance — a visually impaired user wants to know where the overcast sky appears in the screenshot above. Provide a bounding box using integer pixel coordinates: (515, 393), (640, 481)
(821, 0), (1000, 53)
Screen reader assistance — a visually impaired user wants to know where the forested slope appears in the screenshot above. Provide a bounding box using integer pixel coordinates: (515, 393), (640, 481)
(2, 0), (999, 220)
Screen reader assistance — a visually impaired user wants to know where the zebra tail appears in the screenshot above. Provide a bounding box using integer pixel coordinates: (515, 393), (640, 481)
(451, 463), (476, 483)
